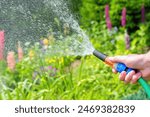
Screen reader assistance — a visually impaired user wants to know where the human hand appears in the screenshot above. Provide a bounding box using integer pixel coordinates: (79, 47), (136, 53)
(108, 52), (150, 84)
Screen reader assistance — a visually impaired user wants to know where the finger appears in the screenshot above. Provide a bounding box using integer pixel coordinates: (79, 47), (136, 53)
(140, 69), (150, 81)
(112, 69), (117, 73)
(108, 56), (127, 63)
(119, 71), (126, 81)
(130, 72), (142, 84)
(124, 70), (135, 83)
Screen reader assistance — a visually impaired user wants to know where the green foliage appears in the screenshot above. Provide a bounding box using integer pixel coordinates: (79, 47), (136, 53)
(80, 0), (150, 30)
(0, 55), (142, 100)
(123, 89), (148, 100)
(131, 24), (150, 53)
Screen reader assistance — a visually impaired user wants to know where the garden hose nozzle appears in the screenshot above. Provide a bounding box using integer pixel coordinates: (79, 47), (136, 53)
(93, 49), (150, 99)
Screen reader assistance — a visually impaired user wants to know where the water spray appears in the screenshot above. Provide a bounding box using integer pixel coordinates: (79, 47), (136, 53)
(93, 50), (150, 99)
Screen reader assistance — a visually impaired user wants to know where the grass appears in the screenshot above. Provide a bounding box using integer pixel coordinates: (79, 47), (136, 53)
(0, 54), (142, 100)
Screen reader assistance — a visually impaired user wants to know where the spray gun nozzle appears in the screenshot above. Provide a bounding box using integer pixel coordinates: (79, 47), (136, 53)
(93, 50), (114, 68)
(93, 50), (107, 61)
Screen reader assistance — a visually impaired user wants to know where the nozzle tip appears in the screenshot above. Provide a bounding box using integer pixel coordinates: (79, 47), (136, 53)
(93, 50), (107, 61)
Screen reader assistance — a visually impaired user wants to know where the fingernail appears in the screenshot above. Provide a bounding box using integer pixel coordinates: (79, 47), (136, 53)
(122, 71), (126, 76)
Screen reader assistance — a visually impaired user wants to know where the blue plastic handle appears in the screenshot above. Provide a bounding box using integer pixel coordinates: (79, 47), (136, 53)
(115, 63), (133, 74)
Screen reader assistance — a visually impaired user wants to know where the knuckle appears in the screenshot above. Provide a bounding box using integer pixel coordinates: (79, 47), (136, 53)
(141, 69), (150, 79)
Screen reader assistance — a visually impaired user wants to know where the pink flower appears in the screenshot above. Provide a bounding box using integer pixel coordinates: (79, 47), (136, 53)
(105, 5), (112, 30)
(125, 31), (130, 50)
(7, 51), (16, 70)
(106, 19), (112, 30)
(121, 8), (126, 27)
(141, 5), (145, 23)
(105, 5), (109, 18)
(0, 31), (5, 60)
(18, 41), (23, 61)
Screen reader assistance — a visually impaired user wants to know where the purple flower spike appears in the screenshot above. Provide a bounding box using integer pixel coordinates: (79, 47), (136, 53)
(106, 19), (112, 30)
(141, 5), (145, 23)
(125, 31), (130, 50)
(121, 8), (126, 27)
(105, 5), (109, 18)
(0, 31), (5, 60)
(105, 5), (112, 30)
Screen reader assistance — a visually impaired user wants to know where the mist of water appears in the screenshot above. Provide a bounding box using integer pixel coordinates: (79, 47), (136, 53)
(0, 0), (94, 56)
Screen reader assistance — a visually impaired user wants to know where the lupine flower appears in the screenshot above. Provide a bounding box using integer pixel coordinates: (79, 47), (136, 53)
(141, 5), (145, 23)
(7, 51), (16, 70)
(0, 31), (5, 60)
(105, 5), (109, 19)
(18, 41), (23, 61)
(121, 8), (126, 27)
(106, 19), (112, 30)
(105, 5), (112, 30)
(125, 31), (130, 50)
